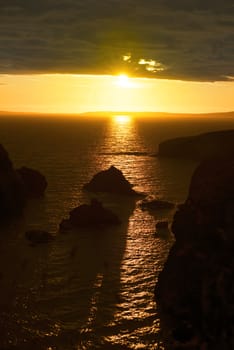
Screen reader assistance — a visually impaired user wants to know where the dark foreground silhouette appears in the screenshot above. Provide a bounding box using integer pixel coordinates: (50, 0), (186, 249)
(156, 155), (234, 349)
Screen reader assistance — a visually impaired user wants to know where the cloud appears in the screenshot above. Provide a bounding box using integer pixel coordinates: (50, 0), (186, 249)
(0, 0), (233, 81)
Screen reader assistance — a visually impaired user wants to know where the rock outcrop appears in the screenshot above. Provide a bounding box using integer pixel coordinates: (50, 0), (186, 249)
(140, 198), (174, 211)
(156, 221), (169, 230)
(0, 144), (47, 223)
(155, 156), (234, 349)
(158, 129), (234, 160)
(16, 166), (47, 198)
(0, 144), (26, 220)
(83, 166), (138, 195)
(60, 199), (121, 230)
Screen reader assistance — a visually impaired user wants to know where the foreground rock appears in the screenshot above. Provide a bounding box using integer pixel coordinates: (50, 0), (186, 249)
(83, 166), (138, 195)
(158, 129), (234, 160)
(17, 166), (47, 198)
(60, 199), (121, 230)
(155, 156), (234, 349)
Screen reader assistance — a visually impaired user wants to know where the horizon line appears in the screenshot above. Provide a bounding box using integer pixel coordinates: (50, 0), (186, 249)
(0, 109), (234, 117)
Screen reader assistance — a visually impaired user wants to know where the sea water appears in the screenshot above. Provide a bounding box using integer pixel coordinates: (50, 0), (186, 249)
(0, 114), (234, 349)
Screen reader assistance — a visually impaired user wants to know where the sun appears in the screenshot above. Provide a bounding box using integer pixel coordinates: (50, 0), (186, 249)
(113, 114), (132, 124)
(116, 74), (133, 88)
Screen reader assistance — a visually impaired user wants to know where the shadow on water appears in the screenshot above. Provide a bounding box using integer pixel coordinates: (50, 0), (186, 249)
(0, 195), (136, 350)
(57, 197), (135, 349)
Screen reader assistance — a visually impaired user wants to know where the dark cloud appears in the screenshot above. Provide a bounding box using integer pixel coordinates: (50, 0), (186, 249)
(0, 0), (233, 81)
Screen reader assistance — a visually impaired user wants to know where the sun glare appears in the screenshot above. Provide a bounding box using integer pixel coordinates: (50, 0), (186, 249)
(113, 115), (132, 124)
(116, 74), (133, 88)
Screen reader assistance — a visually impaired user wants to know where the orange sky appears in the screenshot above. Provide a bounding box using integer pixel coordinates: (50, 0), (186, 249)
(0, 73), (234, 114)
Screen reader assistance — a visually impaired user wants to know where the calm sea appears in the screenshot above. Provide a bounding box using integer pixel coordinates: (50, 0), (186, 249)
(0, 113), (234, 349)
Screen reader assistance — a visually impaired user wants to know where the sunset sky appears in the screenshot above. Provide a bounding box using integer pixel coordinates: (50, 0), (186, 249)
(0, 0), (234, 114)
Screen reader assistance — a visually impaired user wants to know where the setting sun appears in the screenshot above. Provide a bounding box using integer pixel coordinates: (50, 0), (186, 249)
(116, 74), (133, 88)
(113, 114), (132, 124)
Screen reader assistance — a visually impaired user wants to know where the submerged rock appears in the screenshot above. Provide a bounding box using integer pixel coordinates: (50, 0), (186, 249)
(155, 155), (234, 349)
(16, 166), (47, 198)
(25, 229), (54, 244)
(83, 166), (138, 195)
(60, 198), (121, 230)
(140, 198), (174, 211)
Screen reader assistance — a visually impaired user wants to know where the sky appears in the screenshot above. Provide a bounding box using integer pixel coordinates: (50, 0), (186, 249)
(0, 0), (234, 114)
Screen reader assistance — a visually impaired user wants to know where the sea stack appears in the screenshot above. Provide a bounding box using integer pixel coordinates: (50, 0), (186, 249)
(16, 166), (47, 198)
(60, 198), (121, 230)
(0, 144), (48, 224)
(0, 144), (26, 221)
(155, 155), (234, 349)
(83, 165), (138, 195)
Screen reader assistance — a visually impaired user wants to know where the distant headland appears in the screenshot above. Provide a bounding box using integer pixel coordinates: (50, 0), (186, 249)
(0, 110), (234, 119)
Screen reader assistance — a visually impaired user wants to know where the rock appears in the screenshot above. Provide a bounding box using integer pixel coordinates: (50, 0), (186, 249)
(158, 129), (234, 160)
(140, 198), (174, 211)
(83, 166), (138, 195)
(16, 166), (47, 198)
(155, 221), (170, 239)
(59, 218), (73, 232)
(0, 144), (26, 221)
(61, 198), (121, 229)
(0, 144), (48, 224)
(156, 221), (169, 230)
(25, 230), (54, 244)
(155, 155), (234, 349)
(0, 144), (13, 171)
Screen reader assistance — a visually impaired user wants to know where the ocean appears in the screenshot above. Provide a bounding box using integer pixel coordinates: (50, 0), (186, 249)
(0, 113), (234, 349)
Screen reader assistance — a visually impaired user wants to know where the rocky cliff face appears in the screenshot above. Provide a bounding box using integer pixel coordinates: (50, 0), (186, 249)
(155, 156), (234, 349)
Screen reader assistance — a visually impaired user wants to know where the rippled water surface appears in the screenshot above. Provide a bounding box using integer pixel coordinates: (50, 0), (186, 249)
(1, 114), (234, 349)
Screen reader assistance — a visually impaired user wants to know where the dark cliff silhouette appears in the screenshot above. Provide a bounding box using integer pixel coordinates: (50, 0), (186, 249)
(155, 155), (234, 349)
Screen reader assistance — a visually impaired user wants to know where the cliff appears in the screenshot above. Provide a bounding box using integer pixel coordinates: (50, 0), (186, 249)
(158, 129), (234, 160)
(155, 156), (234, 349)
